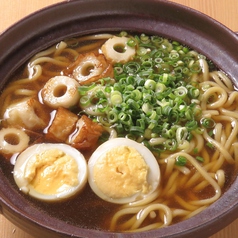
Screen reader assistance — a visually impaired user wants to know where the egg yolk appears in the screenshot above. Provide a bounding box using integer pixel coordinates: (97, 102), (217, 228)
(93, 146), (151, 199)
(24, 149), (79, 195)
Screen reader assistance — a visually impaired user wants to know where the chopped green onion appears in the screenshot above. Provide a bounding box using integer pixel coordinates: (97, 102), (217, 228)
(206, 142), (214, 149)
(114, 66), (123, 75)
(169, 51), (180, 60)
(118, 112), (132, 125)
(195, 127), (204, 134)
(140, 33), (150, 44)
(107, 111), (118, 123)
(131, 89), (142, 100)
(137, 47), (148, 56)
(164, 139), (177, 151)
(144, 79), (156, 90)
(119, 31), (128, 37)
(79, 96), (90, 106)
(174, 86), (188, 98)
(155, 82), (166, 93)
(175, 156), (187, 166)
(123, 62), (140, 74)
(208, 130), (214, 137)
(127, 39), (136, 47)
(79, 33), (208, 154)
(142, 103), (153, 114)
(190, 62), (202, 73)
(130, 126), (144, 135)
(193, 148), (198, 154)
(185, 120), (198, 131)
(151, 36), (163, 45)
(111, 91), (122, 105)
(196, 156), (204, 163)
(188, 87), (200, 98)
(78, 83), (96, 95)
(201, 118), (216, 128)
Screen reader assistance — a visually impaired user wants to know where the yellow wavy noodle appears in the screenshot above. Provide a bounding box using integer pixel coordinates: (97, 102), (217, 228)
(73, 33), (113, 42)
(198, 58), (209, 82)
(193, 172), (215, 191)
(28, 65), (43, 81)
(177, 172), (191, 188)
(220, 108), (238, 120)
(183, 206), (208, 220)
(210, 71), (233, 92)
(30, 57), (69, 67)
(191, 132), (204, 153)
(203, 130), (234, 164)
(233, 143), (238, 169)
(62, 48), (79, 59)
(201, 86), (227, 110)
(172, 153), (221, 205)
(163, 157), (175, 178)
(63, 34), (113, 54)
(224, 91), (238, 108)
(211, 148), (221, 162)
(29, 41), (67, 61)
(210, 153), (225, 172)
(175, 165), (191, 175)
(53, 41), (68, 56)
(174, 195), (199, 211)
(110, 206), (143, 230)
(200, 147), (210, 164)
(215, 116), (238, 151)
(215, 170), (225, 188)
(75, 40), (107, 53)
(202, 109), (219, 118)
(129, 189), (162, 207)
(172, 209), (190, 219)
(110, 203), (173, 232)
(104, 127), (118, 139)
(214, 123), (222, 142)
(183, 170), (203, 189)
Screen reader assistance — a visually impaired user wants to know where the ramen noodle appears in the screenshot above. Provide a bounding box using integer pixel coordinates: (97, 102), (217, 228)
(0, 32), (238, 232)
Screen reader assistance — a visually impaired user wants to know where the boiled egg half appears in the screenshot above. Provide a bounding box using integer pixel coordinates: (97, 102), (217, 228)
(13, 143), (88, 202)
(88, 138), (160, 204)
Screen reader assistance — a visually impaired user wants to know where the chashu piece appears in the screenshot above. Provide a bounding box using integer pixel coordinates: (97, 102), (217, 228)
(45, 107), (78, 142)
(3, 97), (49, 130)
(68, 115), (104, 150)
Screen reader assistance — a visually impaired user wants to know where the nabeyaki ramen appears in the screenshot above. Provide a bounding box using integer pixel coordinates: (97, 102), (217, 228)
(0, 32), (238, 232)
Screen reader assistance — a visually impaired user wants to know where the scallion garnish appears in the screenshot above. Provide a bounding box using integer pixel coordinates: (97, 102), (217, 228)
(78, 33), (210, 153)
(196, 156), (204, 163)
(201, 118), (216, 128)
(175, 156), (187, 166)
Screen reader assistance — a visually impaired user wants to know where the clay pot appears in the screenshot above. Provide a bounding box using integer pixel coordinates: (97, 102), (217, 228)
(1, 1), (238, 237)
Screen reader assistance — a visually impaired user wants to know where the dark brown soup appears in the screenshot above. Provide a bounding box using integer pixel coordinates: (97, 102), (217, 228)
(0, 32), (238, 232)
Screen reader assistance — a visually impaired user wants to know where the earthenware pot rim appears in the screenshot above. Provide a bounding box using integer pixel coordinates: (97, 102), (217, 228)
(1, 1), (238, 237)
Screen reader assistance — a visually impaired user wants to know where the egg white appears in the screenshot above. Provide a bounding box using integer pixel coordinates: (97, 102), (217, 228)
(13, 143), (88, 202)
(88, 138), (160, 204)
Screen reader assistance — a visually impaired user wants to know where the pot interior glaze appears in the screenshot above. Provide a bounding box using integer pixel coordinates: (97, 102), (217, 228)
(1, 0), (238, 237)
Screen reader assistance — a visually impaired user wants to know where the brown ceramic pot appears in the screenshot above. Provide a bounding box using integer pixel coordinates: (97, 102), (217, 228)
(1, 0), (238, 237)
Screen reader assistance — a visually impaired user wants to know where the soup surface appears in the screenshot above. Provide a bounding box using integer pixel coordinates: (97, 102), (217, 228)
(0, 32), (238, 232)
